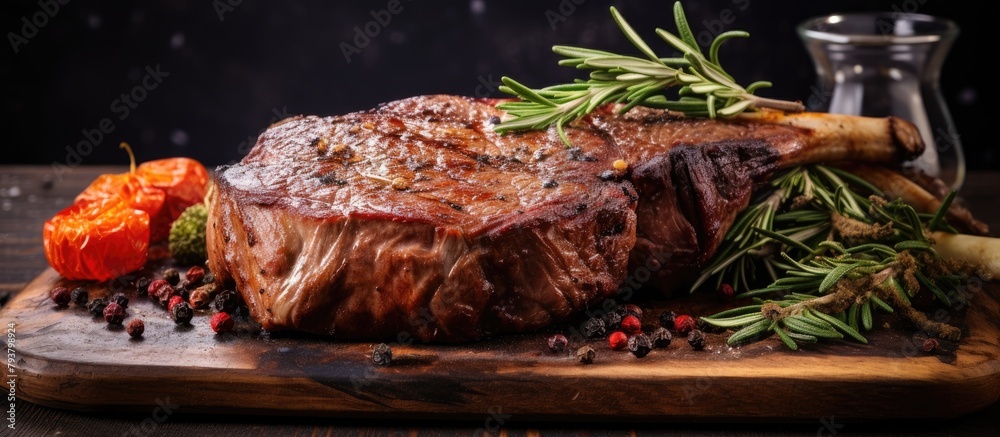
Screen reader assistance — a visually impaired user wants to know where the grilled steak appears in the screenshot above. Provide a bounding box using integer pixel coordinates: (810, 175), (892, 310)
(207, 95), (923, 341)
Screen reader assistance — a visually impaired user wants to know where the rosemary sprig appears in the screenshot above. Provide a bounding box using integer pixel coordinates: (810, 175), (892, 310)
(697, 165), (968, 350)
(494, 2), (805, 146)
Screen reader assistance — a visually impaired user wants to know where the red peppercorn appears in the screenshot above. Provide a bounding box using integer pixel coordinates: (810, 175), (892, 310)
(49, 287), (71, 307)
(127, 319), (144, 338)
(185, 266), (206, 286)
(621, 314), (642, 335)
(718, 283), (735, 301)
(210, 312), (234, 334)
(922, 338), (939, 353)
(674, 314), (696, 335)
(547, 334), (569, 352)
(103, 302), (125, 325)
(608, 331), (628, 350)
(147, 278), (168, 293)
(168, 295), (185, 312)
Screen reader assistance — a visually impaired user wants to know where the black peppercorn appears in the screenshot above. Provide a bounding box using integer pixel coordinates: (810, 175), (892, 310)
(688, 329), (706, 350)
(628, 333), (653, 358)
(602, 311), (623, 331)
(576, 346), (596, 364)
(70, 287), (89, 307)
(175, 284), (190, 301)
(86, 298), (108, 317)
(659, 311), (677, 329)
(372, 343), (393, 365)
(171, 302), (193, 325)
(651, 327), (673, 348)
(214, 290), (239, 314)
(109, 292), (129, 309)
(547, 334), (569, 352)
(134, 277), (151, 297)
(582, 317), (607, 339)
(163, 268), (180, 286)
(202, 271), (216, 284)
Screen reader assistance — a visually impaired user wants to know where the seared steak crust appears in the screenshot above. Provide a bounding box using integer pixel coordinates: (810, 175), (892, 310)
(208, 95), (924, 341)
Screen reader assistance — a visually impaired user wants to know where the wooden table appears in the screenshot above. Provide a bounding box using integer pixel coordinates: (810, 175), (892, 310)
(2, 165), (998, 436)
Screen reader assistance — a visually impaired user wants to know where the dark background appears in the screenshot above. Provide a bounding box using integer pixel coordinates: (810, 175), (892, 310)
(1, 0), (991, 169)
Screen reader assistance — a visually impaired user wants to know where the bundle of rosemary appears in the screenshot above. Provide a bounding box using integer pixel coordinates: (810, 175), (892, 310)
(494, 1), (804, 147)
(695, 165), (972, 350)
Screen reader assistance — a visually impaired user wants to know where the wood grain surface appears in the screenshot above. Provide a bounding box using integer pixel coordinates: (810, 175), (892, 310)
(2, 166), (1000, 436)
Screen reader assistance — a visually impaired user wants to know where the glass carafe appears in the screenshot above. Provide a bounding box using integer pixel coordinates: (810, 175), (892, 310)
(798, 13), (965, 189)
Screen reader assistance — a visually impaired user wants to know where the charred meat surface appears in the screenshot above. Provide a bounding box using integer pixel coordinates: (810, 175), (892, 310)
(208, 95), (924, 341)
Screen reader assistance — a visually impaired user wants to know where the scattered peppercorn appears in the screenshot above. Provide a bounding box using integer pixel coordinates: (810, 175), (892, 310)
(718, 283), (735, 301)
(214, 290), (239, 314)
(202, 271), (215, 284)
(163, 268), (180, 286)
(922, 338), (939, 353)
(372, 343), (393, 365)
(70, 287), (89, 307)
(175, 284), (190, 301)
(624, 304), (642, 318)
(171, 302), (193, 325)
(49, 287), (70, 307)
(127, 319), (144, 338)
(134, 277), (151, 297)
(86, 298), (108, 317)
(612, 159), (628, 172)
(628, 333), (653, 358)
(598, 170), (616, 181)
(185, 266), (205, 286)
(168, 295), (185, 312)
(602, 311), (622, 330)
(210, 312), (234, 334)
(688, 329), (706, 350)
(189, 286), (214, 309)
(103, 302), (125, 325)
(608, 331), (628, 350)
(674, 314), (696, 335)
(658, 311), (677, 329)
(547, 334), (569, 352)
(651, 327), (673, 348)
(621, 315), (642, 336)
(582, 317), (607, 339)
(576, 346), (596, 364)
(148, 279), (170, 297)
(109, 292), (129, 309)
(151, 281), (175, 307)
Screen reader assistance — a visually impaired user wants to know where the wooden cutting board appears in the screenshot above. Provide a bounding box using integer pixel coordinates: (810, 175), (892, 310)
(4, 267), (1000, 421)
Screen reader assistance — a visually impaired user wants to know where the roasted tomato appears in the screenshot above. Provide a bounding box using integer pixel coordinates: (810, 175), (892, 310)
(43, 197), (150, 281)
(135, 158), (210, 240)
(75, 172), (168, 240)
(73, 157), (208, 242)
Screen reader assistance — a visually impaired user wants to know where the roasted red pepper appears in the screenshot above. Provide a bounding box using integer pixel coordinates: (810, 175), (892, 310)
(43, 197), (151, 281)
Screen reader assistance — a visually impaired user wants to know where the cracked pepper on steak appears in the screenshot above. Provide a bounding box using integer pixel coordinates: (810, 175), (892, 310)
(206, 94), (924, 342)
